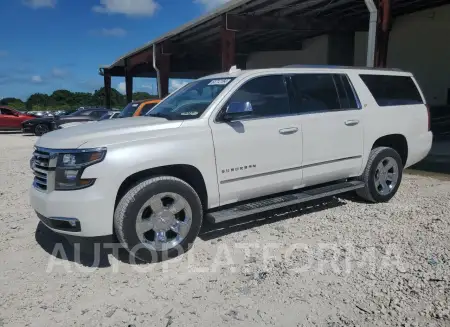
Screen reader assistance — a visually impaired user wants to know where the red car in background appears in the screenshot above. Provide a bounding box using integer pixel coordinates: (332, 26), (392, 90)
(0, 106), (36, 131)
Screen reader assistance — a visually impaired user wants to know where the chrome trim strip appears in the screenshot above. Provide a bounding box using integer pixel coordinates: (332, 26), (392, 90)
(35, 146), (107, 154)
(34, 153), (50, 159)
(32, 166), (48, 174)
(220, 155), (362, 184)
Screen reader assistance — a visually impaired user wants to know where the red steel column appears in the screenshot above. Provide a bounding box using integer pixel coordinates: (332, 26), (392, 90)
(375, 0), (392, 67)
(154, 44), (170, 98)
(125, 70), (133, 104)
(103, 72), (112, 109)
(159, 55), (170, 98)
(221, 24), (236, 72)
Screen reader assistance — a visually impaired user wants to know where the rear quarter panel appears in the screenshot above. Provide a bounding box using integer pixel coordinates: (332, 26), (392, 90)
(348, 72), (430, 173)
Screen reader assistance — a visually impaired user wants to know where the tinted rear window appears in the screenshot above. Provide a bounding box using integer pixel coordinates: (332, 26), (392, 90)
(333, 74), (361, 109)
(360, 75), (423, 106)
(290, 74), (341, 113)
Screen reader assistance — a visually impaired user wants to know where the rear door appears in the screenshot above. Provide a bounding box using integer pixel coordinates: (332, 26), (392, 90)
(288, 73), (364, 186)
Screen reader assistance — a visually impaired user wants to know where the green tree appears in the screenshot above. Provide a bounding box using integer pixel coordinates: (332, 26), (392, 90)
(7, 88), (158, 111)
(1, 97), (24, 106)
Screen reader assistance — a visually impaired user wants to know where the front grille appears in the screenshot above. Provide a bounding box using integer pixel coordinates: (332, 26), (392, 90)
(31, 148), (56, 192)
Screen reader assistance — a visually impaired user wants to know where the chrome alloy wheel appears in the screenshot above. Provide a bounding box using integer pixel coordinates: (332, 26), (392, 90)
(135, 192), (192, 251)
(374, 157), (399, 196)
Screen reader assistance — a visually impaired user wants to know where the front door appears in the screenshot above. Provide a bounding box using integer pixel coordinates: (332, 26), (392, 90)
(209, 75), (304, 206)
(288, 73), (364, 186)
(0, 108), (20, 129)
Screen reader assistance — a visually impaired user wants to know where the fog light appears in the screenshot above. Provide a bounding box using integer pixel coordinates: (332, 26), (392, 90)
(64, 169), (78, 181)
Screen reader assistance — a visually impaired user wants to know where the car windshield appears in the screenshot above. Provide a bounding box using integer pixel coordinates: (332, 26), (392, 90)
(145, 78), (235, 120)
(119, 102), (141, 118)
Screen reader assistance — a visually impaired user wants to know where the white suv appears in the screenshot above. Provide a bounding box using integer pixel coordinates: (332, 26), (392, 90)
(29, 66), (432, 262)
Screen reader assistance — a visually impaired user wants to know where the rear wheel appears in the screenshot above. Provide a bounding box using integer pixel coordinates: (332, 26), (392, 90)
(357, 147), (403, 203)
(34, 124), (50, 136)
(114, 176), (203, 262)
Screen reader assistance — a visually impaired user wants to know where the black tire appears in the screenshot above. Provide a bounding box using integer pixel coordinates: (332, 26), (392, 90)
(114, 176), (203, 263)
(34, 123), (50, 136)
(356, 146), (403, 203)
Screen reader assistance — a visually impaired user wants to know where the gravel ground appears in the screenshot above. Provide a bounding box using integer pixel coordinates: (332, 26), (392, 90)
(0, 132), (449, 327)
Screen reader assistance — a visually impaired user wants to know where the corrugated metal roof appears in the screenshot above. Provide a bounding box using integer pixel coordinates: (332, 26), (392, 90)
(101, 0), (252, 69)
(101, 0), (449, 72)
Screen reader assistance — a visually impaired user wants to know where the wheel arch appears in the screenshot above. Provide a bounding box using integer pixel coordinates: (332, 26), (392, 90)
(372, 134), (408, 166)
(115, 164), (208, 210)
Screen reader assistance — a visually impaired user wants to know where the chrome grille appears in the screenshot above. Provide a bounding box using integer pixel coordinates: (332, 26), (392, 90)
(31, 148), (56, 192)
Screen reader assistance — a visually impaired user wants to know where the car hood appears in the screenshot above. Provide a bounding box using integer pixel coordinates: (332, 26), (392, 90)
(57, 116), (91, 122)
(22, 114), (38, 119)
(36, 117), (183, 149)
(22, 117), (54, 124)
(59, 121), (86, 128)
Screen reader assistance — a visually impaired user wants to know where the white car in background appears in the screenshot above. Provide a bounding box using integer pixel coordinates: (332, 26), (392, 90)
(59, 111), (121, 129)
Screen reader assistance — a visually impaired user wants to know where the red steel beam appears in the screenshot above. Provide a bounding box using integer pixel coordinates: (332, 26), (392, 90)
(154, 43), (171, 98)
(128, 49), (153, 69)
(103, 72), (112, 109)
(375, 0), (392, 67)
(221, 16), (236, 71)
(125, 69), (133, 103)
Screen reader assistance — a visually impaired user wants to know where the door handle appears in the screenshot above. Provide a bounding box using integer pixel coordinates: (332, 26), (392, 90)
(279, 127), (299, 135)
(345, 120), (360, 126)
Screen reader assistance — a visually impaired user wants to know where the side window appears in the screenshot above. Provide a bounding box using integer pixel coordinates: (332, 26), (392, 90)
(289, 74), (340, 114)
(333, 74), (360, 109)
(1, 108), (15, 115)
(360, 74), (423, 106)
(90, 110), (106, 118)
(225, 75), (290, 118)
(140, 103), (156, 116)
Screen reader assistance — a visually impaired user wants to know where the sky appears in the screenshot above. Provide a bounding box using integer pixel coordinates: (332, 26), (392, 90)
(0, 0), (231, 100)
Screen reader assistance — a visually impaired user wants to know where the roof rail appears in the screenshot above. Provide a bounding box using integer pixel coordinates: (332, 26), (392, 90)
(283, 64), (403, 72)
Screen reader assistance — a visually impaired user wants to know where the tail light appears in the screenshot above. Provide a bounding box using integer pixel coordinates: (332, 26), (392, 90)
(426, 104), (431, 131)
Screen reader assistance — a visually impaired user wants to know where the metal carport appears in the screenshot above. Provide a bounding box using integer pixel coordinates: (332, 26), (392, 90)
(99, 0), (449, 108)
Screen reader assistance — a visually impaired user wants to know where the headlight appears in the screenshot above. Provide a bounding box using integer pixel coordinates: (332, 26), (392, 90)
(55, 148), (106, 190)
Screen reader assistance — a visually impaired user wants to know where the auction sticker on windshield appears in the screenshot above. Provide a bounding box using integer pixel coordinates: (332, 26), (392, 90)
(208, 79), (232, 86)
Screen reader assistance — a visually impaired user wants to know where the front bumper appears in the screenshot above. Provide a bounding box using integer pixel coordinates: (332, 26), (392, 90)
(30, 183), (115, 237)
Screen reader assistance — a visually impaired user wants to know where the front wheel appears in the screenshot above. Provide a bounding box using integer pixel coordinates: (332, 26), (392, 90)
(34, 123), (50, 136)
(356, 147), (403, 203)
(114, 176), (203, 262)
